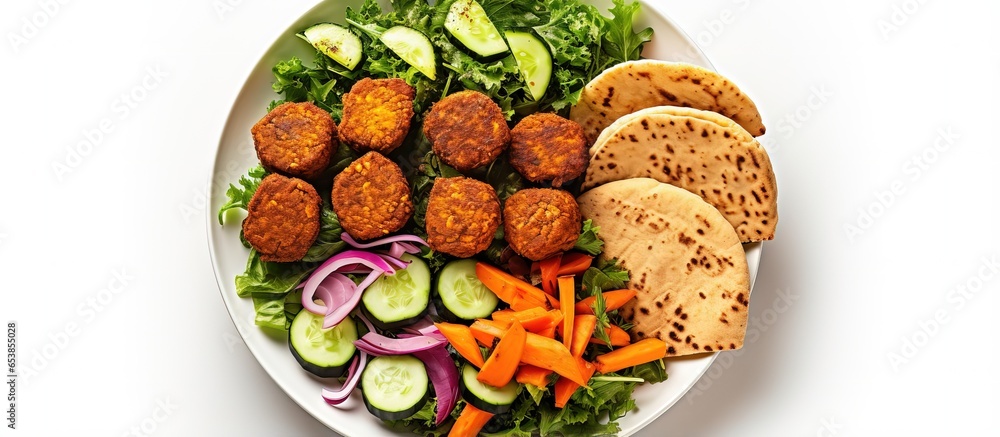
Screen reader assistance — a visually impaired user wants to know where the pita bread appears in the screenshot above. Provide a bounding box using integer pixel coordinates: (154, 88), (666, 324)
(577, 179), (750, 357)
(583, 106), (777, 242)
(570, 60), (765, 145)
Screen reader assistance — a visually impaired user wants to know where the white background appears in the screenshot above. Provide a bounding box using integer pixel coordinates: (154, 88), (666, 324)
(1, 0), (998, 436)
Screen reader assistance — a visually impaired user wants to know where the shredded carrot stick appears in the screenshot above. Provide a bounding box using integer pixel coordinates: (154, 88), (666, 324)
(515, 365), (553, 388)
(436, 322), (485, 368)
(477, 321), (526, 387)
(558, 276), (575, 349)
(575, 289), (637, 315)
(448, 403), (493, 437)
(557, 252), (593, 276)
(594, 338), (667, 374)
(569, 314), (598, 358)
(589, 324), (631, 347)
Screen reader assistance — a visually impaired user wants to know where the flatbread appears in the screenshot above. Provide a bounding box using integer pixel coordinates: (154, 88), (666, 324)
(570, 60), (765, 145)
(583, 106), (777, 243)
(577, 179), (750, 357)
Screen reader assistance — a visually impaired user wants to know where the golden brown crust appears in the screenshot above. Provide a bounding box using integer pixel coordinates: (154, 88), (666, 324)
(425, 177), (501, 258)
(242, 174), (322, 262)
(331, 151), (414, 240)
(423, 91), (510, 172)
(509, 113), (588, 187)
(338, 78), (416, 154)
(584, 107), (777, 242)
(503, 188), (581, 261)
(576, 179), (750, 357)
(251, 102), (335, 180)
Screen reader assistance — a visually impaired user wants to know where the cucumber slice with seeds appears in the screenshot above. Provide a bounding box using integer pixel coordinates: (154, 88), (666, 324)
(380, 26), (437, 80)
(434, 259), (499, 322)
(460, 364), (519, 414)
(362, 253), (431, 331)
(506, 31), (552, 101)
(445, 0), (509, 58)
(288, 310), (358, 378)
(361, 355), (430, 421)
(300, 23), (363, 70)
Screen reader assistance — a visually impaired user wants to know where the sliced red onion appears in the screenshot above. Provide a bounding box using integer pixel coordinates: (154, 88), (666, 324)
(402, 318), (446, 341)
(321, 352), (368, 407)
(397, 242), (420, 254)
(413, 346), (459, 425)
(356, 311), (376, 336)
(303, 273), (352, 315)
(322, 269), (382, 328)
(388, 242), (407, 260)
(356, 331), (445, 353)
(302, 251), (393, 322)
(379, 253), (409, 271)
(341, 232), (429, 250)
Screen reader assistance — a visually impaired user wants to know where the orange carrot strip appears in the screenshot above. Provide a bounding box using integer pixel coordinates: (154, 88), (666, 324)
(491, 309), (515, 319)
(539, 255), (562, 296)
(557, 252), (593, 276)
(521, 333), (587, 386)
(575, 289), (638, 315)
(448, 403), (494, 437)
(594, 338), (667, 374)
(558, 276), (575, 349)
(470, 319), (509, 347)
(515, 365), (553, 388)
(477, 321), (526, 388)
(526, 309), (563, 335)
(538, 322), (557, 339)
(492, 307), (546, 323)
(569, 314), (598, 358)
(436, 322), (485, 368)
(493, 307), (552, 332)
(554, 358), (596, 408)
(476, 262), (550, 307)
(589, 324), (631, 347)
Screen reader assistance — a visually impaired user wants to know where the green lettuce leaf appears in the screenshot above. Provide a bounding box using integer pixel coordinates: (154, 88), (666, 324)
(301, 205), (346, 262)
(218, 165), (266, 225)
(573, 219), (604, 255)
(600, 0), (654, 64)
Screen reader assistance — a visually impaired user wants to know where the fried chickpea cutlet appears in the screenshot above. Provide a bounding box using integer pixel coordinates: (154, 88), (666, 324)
(426, 177), (501, 258)
(242, 174), (322, 262)
(338, 78), (416, 154)
(251, 102), (335, 180)
(423, 90), (510, 172)
(509, 113), (588, 187)
(503, 188), (582, 261)
(331, 151), (414, 240)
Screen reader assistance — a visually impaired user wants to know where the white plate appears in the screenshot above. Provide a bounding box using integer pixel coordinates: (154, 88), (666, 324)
(207, 1), (762, 435)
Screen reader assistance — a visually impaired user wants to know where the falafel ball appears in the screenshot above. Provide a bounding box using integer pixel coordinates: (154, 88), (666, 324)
(423, 90), (510, 172)
(338, 78), (416, 154)
(425, 177), (501, 258)
(503, 188), (582, 261)
(251, 102), (335, 180)
(242, 174), (322, 262)
(331, 151), (414, 240)
(509, 113), (588, 187)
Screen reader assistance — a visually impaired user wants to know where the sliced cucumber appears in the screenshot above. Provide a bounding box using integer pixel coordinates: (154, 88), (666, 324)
(288, 310), (358, 378)
(300, 23), (363, 70)
(362, 254), (431, 331)
(460, 364), (519, 414)
(506, 31), (552, 101)
(361, 355), (430, 421)
(379, 26), (437, 80)
(434, 259), (499, 323)
(445, 0), (509, 58)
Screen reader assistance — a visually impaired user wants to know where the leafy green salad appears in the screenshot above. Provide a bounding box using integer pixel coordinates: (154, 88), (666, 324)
(217, 0), (668, 435)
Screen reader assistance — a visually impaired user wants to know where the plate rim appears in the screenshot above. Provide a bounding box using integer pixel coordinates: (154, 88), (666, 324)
(205, 1), (761, 435)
